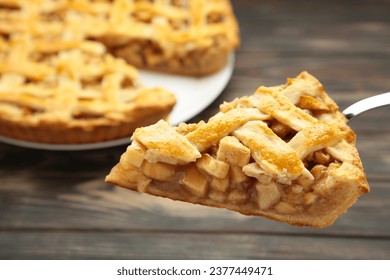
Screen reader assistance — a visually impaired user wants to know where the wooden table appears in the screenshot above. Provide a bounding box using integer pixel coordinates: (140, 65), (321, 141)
(1, 0), (389, 259)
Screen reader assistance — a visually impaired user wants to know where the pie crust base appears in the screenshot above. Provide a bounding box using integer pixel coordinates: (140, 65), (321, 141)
(0, 93), (175, 144)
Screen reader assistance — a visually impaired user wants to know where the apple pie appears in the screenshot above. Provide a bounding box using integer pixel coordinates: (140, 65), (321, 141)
(0, 33), (175, 144)
(106, 72), (370, 227)
(0, 0), (239, 144)
(0, 0), (239, 76)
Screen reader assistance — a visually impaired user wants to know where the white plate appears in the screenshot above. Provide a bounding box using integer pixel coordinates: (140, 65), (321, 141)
(0, 54), (234, 150)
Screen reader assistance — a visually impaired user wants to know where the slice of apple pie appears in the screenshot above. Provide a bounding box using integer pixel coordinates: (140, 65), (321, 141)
(106, 72), (369, 227)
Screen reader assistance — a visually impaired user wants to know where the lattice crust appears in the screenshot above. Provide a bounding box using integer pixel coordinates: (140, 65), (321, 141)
(0, 1), (178, 143)
(0, 35), (176, 143)
(0, 0), (239, 76)
(106, 72), (370, 228)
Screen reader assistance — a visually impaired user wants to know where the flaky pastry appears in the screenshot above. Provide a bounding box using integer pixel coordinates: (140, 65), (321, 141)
(106, 72), (369, 227)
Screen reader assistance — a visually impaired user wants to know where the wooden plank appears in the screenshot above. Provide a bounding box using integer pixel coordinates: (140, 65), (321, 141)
(233, 0), (390, 55)
(1, 169), (389, 236)
(0, 231), (389, 259)
(232, 54), (390, 93)
(233, 0), (390, 22)
(237, 20), (390, 54)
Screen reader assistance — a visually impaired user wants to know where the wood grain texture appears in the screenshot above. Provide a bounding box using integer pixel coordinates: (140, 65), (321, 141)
(0, 0), (389, 259)
(0, 175), (389, 236)
(1, 232), (389, 260)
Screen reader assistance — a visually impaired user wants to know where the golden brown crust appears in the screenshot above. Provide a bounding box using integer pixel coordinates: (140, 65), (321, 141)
(106, 71), (370, 228)
(0, 94), (174, 144)
(0, 0), (240, 144)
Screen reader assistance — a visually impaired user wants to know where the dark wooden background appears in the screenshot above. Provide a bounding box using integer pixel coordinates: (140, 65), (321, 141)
(1, 0), (389, 259)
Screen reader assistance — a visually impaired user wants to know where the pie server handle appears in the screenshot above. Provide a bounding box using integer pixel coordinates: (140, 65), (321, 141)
(342, 92), (390, 121)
